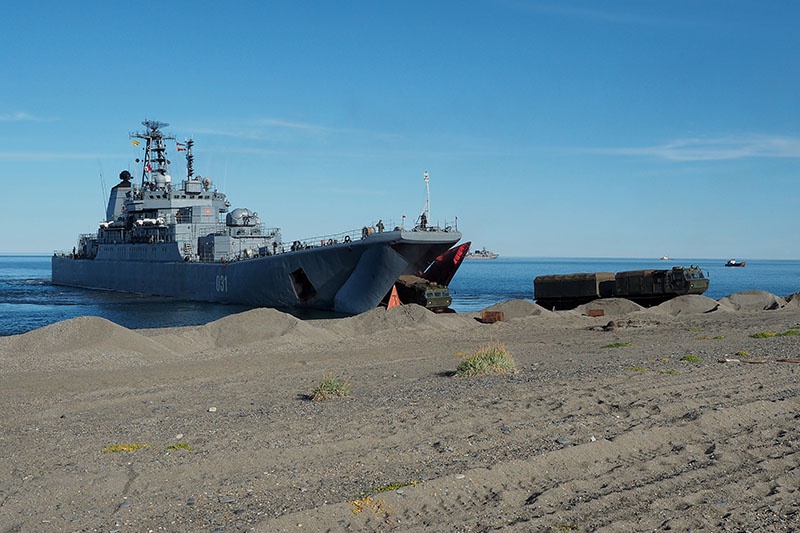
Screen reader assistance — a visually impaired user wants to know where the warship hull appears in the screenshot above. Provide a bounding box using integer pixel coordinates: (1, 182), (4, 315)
(52, 230), (459, 315)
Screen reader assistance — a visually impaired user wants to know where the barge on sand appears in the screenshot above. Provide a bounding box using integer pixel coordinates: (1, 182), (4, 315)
(52, 120), (462, 315)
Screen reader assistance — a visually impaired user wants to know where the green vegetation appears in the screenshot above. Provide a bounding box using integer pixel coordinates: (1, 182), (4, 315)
(310, 373), (351, 401)
(751, 330), (800, 338)
(372, 481), (419, 494)
(601, 342), (631, 349)
(454, 342), (516, 377)
(166, 442), (192, 451)
(627, 366), (646, 372)
(734, 350), (751, 358)
(101, 443), (148, 453)
(680, 354), (702, 363)
(751, 331), (777, 338)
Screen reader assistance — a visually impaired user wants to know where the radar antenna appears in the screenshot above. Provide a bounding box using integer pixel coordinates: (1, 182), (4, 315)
(130, 119), (175, 189)
(180, 138), (195, 180)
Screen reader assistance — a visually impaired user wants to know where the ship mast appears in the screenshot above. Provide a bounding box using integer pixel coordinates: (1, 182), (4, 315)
(184, 138), (194, 179)
(130, 119), (175, 189)
(423, 170), (430, 223)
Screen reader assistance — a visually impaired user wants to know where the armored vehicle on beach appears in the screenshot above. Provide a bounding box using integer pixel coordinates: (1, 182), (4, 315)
(614, 266), (709, 305)
(535, 266), (709, 309)
(391, 275), (453, 311)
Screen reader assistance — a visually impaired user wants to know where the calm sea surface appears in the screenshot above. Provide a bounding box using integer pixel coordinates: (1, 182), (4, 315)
(2, 255), (799, 337)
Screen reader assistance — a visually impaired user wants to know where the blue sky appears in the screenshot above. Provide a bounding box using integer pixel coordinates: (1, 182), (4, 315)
(1, 1), (798, 259)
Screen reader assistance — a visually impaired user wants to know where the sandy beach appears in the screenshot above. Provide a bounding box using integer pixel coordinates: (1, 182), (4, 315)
(1, 290), (799, 532)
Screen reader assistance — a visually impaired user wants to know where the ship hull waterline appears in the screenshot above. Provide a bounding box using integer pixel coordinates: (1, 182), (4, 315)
(52, 230), (461, 315)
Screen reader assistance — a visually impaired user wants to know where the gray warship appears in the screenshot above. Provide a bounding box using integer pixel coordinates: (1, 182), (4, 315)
(52, 120), (462, 315)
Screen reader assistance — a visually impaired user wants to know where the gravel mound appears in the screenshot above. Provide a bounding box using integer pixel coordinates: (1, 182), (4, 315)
(0, 316), (177, 372)
(717, 290), (787, 311)
(647, 294), (733, 316)
(483, 299), (551, 320)
(320, 304), (472, 337)
(201, 307), (338, 347)
(577, 298), (644, 316)
(783, 291), (800, 308)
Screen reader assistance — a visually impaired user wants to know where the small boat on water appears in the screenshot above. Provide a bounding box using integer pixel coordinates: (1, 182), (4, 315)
(660, 256), (671, 261)
(465, 247), (499, 260)
(725, 259), (746, 267)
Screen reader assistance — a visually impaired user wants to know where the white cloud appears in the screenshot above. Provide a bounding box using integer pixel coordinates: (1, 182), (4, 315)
(0, 112), (54, 122)
(185, 117), (351, 143)
(0, 152), (125, 161)
(586, 135), (800, 161)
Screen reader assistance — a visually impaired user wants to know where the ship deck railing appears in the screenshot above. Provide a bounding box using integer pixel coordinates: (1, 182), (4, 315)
(289, 218), (459, 250)
(54, 218), (459, 259)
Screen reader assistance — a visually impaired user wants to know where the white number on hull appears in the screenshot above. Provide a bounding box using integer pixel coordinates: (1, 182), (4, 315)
(216, 275), (228, 293)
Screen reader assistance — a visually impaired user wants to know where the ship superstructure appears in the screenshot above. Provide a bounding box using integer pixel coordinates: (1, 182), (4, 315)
(82, 120), (279, 264)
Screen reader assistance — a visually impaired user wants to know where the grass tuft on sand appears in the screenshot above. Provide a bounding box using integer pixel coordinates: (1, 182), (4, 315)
(310, 373), (351, 401)
(455, 342), (516, 377)
(101, 443), (148, 453)
(601, 342), (631, 349)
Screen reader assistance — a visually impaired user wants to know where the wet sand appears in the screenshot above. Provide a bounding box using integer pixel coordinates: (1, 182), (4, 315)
(1, 290), (799, 531)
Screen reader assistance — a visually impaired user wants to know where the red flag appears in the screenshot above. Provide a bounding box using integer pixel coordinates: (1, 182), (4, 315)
(176, 142), (186, 152)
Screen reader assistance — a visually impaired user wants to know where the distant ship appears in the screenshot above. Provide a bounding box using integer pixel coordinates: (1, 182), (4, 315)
(465, 247), (499, 260)
(725, 259), (746, 267)
(51, 120), (462, 315)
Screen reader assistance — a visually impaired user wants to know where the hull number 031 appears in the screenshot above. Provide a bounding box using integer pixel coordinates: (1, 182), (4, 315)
(216, 275), (228, 292)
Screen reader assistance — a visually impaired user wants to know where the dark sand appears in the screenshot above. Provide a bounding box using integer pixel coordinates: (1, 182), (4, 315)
(1, 290), (799, 531)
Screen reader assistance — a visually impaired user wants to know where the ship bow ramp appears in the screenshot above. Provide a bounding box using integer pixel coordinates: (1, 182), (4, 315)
(334, 245), (409, 315)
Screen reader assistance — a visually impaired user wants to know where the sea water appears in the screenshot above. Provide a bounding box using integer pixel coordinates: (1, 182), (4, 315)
(1, 255), (798, 337)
